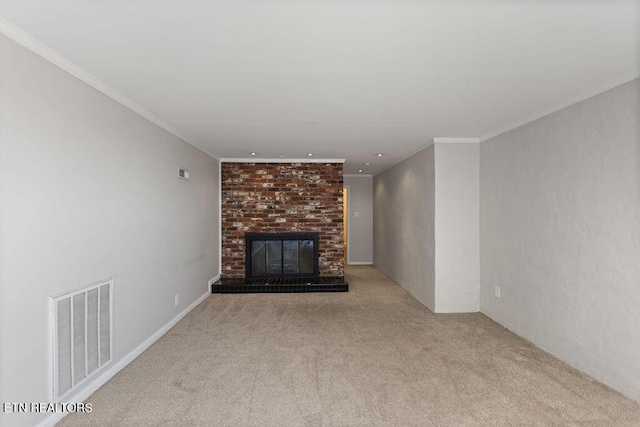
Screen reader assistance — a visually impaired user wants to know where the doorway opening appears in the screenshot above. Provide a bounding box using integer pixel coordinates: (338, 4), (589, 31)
(343, 186), (349, 265)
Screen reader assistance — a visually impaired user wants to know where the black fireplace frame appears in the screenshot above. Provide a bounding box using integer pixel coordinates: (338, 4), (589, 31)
(245, 232), (320, 279)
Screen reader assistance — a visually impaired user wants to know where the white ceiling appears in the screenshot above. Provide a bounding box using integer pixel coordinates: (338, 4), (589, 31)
(1, 1), (638, 174)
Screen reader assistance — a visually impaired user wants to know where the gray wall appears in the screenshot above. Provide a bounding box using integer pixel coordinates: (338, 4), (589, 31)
(480, 79), (640, 401)
(0, 34), (220, 427)
(373, 147), (436, 311)
(434, 143), (479, 313)
(343, 175), (373, 264)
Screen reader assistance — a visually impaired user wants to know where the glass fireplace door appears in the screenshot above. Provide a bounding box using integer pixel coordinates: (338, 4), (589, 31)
(282, 241), (299, 274)
(248, 236), (317, 278)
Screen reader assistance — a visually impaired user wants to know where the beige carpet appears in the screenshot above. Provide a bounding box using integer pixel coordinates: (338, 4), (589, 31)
(59, 266), (640, 426)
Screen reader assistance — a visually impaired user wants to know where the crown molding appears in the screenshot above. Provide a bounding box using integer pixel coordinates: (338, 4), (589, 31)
(343, 173), (373, 178)
(432, 137), (480, 144)
(0, 17), (220, 161)
(220, 158), (345, 163)
(479, 72), (640, 142)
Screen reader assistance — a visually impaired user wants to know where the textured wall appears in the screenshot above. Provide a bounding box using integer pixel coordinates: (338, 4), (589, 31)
(343, 175), (373, 264)
(221, 162), (344, 278)
(373, 147), (436, 311)
(480, 79), (640, 401)
(434, 143), (479, 313)
(0, 34), (219, 427)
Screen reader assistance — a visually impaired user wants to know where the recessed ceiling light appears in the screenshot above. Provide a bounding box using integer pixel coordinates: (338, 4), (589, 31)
(307, 153), (313, 157)
(363, 162), (371, 166)
(376, 153), (383, 157)
(358, 169), (363, 173)
(250, 152), (256, 156)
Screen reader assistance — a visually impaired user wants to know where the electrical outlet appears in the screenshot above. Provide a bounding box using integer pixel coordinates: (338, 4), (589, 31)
(494, 287), (501, 298)
(174, 294), (179, 306)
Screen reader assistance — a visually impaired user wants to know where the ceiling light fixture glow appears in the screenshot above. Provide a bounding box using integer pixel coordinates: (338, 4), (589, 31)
(358, 169), (363, 173)
(376, 153), (383, 157)
(251, 152), (256, 156)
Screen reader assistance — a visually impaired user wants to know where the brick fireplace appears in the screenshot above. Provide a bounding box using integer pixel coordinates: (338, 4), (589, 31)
(220, 162), (344, 282)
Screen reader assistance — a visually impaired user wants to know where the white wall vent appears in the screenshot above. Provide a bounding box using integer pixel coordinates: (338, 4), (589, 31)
(178, 167), (190, 180)
(52, 278), (113, 401)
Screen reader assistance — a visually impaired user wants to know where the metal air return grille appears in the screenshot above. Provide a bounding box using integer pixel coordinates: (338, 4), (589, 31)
(52, 278), (112, 401)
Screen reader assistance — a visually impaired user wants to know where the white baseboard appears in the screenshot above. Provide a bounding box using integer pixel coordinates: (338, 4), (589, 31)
(208, 274), (220, 287)
(38, 290), (211, 427)
(348, 262), (374, 265)
(481, 311), (640, 403)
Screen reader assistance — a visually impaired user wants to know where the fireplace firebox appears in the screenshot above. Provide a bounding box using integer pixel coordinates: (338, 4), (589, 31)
(245, 232), (320, 279)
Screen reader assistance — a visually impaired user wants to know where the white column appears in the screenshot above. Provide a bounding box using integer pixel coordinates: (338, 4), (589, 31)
(433, 138), (480, 313)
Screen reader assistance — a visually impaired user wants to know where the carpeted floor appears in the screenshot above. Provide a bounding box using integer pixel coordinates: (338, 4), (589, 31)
(59, 266), (640, 426)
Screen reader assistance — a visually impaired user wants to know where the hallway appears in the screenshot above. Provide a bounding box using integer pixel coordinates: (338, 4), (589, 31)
(60, 266), (640, 426)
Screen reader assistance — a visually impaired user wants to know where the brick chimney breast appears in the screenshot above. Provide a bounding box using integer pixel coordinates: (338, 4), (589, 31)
(221, 163), (344, 279)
